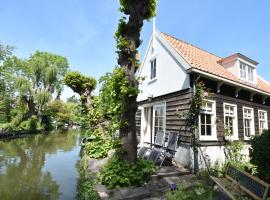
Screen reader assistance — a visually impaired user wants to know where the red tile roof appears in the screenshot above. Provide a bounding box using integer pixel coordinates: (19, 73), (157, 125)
(161, 32), (270, 95)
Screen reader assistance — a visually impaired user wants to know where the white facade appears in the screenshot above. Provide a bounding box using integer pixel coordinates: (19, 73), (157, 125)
(137, 31), (190, 102)
(175, 144), (250, 170)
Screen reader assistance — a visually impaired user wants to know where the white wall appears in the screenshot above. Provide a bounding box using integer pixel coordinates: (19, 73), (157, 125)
(175, 144), (251, 170)
(137, 34), (190, 102)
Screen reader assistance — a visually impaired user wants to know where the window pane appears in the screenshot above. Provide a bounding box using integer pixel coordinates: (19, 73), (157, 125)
(206, 125), (211, 136)
(201, 124), (205, 136)
(248, 67), (253, 82)
(240, 63), (246, 79)
(201, 114), (206, 125)
(206, 114), (211, 124)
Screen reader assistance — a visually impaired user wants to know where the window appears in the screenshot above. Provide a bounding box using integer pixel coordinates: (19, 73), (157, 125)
(258, 110), (268, 134)
(153, 104), (165, 141)
(243, 107), (254, 139)
(240, 63), (246, 79)
(224, 103), (238, 139)
(150, 58), (156, 79)
(247, 66), (254, 82)
(199, 101), (217, 140)
(239, 62), (254, 82)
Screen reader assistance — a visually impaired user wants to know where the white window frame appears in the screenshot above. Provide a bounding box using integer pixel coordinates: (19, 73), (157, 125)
(239, 61), (255, 83)
(150, 58), (157, 80)
(199, 100), (217, 141)
(152, 103), (166, 142)
(223, 103), (238, 140)
(243, 107), (255, 140)
(258, 110), (268, 134)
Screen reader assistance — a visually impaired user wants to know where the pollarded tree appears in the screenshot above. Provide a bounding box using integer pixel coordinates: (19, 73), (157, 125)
(64, 71), (96, 110)
(114, 0), (157, 163)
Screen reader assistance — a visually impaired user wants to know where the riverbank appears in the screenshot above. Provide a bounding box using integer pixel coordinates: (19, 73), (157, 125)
(0, 129), (43, 139)
(0, 128), (72, 140)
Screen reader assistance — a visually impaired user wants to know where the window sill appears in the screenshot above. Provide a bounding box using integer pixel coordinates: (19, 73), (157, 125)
(239, 78), (257, 85)
(148, 78), (157, 84)
(199, 137), (218, 141)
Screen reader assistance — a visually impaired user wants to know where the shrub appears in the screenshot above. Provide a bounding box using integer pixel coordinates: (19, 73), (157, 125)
(20, 115), (38, 132)
(209, 141), (257, 177)
(250, 130), (270, 183)
(77, 155), (100, 200)
(97, 156), (156, 189)
(84, 129), (112, 159)
(166, 183), (213, 200)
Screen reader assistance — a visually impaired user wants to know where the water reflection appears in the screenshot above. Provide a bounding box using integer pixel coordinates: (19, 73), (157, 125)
(0, 130), (82, 200)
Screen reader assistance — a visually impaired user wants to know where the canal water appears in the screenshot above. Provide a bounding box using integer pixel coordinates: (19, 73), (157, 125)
(0, 130), (83, 200)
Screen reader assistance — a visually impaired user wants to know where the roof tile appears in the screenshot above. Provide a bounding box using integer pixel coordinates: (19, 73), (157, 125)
(161, 32), (270, 94)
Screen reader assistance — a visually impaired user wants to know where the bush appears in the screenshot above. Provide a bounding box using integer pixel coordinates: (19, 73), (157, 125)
(84, 129), (112, 159)
(167, 183), (213, 200)
(20, 115), (38, 132)
(77, 155), (100, 200)
(250, 130), (270, 183)
(209, 141), (257, 177)
(97, 156), (156, 189)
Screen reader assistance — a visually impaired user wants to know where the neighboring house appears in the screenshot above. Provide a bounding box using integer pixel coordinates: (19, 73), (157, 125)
(136, 29), (270, 169)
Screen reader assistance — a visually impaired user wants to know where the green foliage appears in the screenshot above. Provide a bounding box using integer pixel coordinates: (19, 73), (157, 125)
(98, 156), (156, 189)
(184, 82), (210, 135)
(0, 43), (14, 61)
(46, 99), (81, 129)
(0, 49), (70, 132)
(99, 68), (139, 129)
(250, 130), (270, 183)
(210, 141), (257, 177)
(119, 0), (157, 20)
(20, 115), (38, 131)
(167, 183), (213, 200)
(76, 155), (100, 200)
(84, 129), (112, 159)
(64, 71), (96, 96)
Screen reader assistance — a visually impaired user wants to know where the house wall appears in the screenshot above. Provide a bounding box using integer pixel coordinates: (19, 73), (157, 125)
(175, 143), (250, 170)
(136, 88), (192, 146)
(137, 36), (190, 102)
(200, 77), (270, 144)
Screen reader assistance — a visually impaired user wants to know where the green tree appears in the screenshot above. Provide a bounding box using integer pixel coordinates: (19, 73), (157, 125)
(0, 43), (14, 124)
(114, 0), (157, 163)
(1, 51), (69, 130)
(64, 71), (96, 110)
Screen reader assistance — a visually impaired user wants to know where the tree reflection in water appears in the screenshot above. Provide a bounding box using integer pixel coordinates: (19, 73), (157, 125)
(0, 130), (82, 200)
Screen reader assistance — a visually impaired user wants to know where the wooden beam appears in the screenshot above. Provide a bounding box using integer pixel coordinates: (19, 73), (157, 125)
(250, 92), (256, 102)
(217, 82), (223, 94)
(263, 96), (268, 104)
(235, 88), (241, 98)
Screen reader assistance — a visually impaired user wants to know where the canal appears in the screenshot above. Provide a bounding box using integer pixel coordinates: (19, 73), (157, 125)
(0, 130), (83, 200)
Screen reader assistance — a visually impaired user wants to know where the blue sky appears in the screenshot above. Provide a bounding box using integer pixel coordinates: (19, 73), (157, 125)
(1, 0), (270, 99)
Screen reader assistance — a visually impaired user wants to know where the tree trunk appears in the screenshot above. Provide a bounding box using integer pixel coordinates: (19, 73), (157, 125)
(119, 95), (138, 163)
(83, 88), (92, 109)
(24, 97), (37, 119)
(116, 1), (156, 164)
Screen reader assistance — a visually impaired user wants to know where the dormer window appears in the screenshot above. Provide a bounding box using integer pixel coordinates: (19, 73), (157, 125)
(239, 62), (254, 82)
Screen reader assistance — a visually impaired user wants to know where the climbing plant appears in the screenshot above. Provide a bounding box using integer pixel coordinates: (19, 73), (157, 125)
(180, 81), (211, 172)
